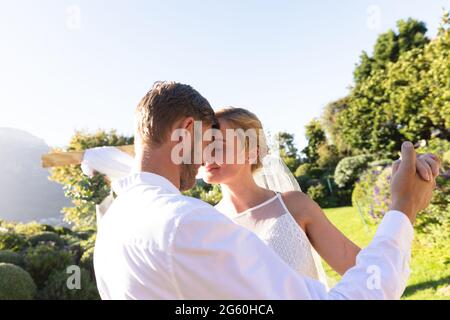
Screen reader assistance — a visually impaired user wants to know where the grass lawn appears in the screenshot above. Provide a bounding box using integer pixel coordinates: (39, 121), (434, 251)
(323, 206), (450, 300)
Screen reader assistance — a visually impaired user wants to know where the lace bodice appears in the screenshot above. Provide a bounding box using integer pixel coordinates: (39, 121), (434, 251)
(215, 193), (327, 286)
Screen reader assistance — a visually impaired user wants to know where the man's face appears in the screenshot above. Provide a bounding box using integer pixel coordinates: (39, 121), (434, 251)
(179, 122), (213, 191)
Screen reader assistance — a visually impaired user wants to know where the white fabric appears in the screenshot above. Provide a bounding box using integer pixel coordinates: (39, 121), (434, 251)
(81, 147), (133, 182)
(94, 172), (414, 299)
(215, 193), (329, 289)
(252, 154), (329, 287)
(81, 146), (134, 226)
(253, 154), (302, 193)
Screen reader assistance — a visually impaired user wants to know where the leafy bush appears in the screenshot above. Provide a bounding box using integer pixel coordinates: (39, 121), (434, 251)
(416, 174), (450, 244)
(38, 268), (100, 300)
(369, 159), (394, 168)
(352, 164), (392, 223)
(317, 144), (340, 169)
(307, 184), (327, 204)
(0, 250), (24, 266)
(183, 181), (222, 205)
(353, 137), (449, 243)
(334, 155), (373, 188)
(295, 163), (313, 177)
(80, 246), (95, 276)
(49, 130), (133, 230)
(0, 221), (101, 300)
(24, 244), (74, 288)
(54, 226), (74, 236)
(0, 231), (30, 252)
(79, 233), (96, 276)
(14, 222), (48, 236)
(414, 138), (450, 244)
(0, 263), (36, 300)
(28, 232), (66, 247)
(74, 230), (95, 241)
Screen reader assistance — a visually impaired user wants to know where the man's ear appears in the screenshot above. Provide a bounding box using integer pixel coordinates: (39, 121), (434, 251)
(171, 117), (195, 142)
(180, 117), (195, 132)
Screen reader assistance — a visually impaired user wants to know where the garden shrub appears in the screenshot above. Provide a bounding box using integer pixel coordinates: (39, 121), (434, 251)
(28, 232), (66, 247)
(0, 263), (36, 300)
(183, 182), (222, 206)
(54, 226), (73, 236)
(352, 161), (393, 223)
(415, 138), (450, 244)
(24, 244), (74, 288)
(0, 250), (24, 266)
(38, 268), (100, 300)
(334, 155), (373, 188)
(294, 163), (313, 177)
(78, 234), (96, 275)
(80, 246), (95, 276)
(368, 159), (393, 168)
(0, 231), (29, 252)
(307, 184), (327, 204)
(353, 138), (449, 243)
(14, 222), (48, 236)
(74, 230), (94, 241)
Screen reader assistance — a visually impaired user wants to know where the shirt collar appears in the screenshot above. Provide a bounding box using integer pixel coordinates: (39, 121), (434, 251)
(112, 172), (181, 195)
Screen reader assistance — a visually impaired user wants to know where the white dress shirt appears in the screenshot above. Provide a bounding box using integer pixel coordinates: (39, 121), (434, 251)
(94, 172), (413, 300)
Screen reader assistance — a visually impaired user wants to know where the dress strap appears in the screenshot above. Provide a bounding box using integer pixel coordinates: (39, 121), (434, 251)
(275, 192), (291, 215)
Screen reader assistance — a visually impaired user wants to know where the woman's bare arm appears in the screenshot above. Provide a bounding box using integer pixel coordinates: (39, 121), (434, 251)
(282, 191), (361, 275)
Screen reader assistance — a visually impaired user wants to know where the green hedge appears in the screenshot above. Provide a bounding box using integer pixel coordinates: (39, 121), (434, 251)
(28, 232), (66, 247)
(0, 231), (29, 252)
(24, 244), (74, 288)
(0, 263), (36, 300)
(39, 268), (100, 300)
(334, 155), (373, 188)
(0, 250), (24, 266)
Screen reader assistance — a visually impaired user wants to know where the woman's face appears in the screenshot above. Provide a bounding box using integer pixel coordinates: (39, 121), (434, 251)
(201, 119), (253, 185)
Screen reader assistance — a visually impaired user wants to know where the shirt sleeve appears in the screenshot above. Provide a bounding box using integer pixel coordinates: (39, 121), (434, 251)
(168, 207), (413, 300)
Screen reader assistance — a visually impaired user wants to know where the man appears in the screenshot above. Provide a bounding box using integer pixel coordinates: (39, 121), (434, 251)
(94, 81), (439, 299)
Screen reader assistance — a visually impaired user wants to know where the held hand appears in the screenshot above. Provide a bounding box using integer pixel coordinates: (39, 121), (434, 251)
(389, 142), (438, 225)
(416, 153), (441, 179)
(393, 153), (441, 182)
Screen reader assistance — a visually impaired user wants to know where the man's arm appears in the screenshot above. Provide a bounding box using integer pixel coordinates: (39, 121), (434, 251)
(168, 207), (412, 299)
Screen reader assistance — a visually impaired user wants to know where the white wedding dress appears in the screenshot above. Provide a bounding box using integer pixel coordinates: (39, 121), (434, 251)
(215, 192), (325, 284)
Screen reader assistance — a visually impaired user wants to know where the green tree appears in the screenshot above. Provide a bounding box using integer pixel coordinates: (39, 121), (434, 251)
(333, 14), (449, 158)
(301, 119), (327, 164)
(274, 132), (300, 172)
(322, 97), (352, 156)
(49, 130), (134, 230)
(354, 18), (429, 84)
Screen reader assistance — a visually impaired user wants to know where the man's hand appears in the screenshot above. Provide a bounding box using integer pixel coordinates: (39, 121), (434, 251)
(414, 153), (441, 181)
(389, 142), (439, 225)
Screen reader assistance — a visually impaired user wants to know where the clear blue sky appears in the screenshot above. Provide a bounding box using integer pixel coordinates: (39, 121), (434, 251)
(0, 0), (448, 150)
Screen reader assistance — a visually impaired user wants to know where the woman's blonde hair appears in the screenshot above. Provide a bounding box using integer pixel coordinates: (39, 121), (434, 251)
(215, 107), (268, 172)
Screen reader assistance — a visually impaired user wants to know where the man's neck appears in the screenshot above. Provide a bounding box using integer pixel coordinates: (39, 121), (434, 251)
(134, 144), (181, 190)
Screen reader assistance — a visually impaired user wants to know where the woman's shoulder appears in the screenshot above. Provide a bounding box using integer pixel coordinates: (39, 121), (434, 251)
(280, 191), (322, 224)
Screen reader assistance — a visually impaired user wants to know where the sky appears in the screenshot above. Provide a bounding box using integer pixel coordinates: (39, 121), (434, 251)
(0, 0), (448, 150)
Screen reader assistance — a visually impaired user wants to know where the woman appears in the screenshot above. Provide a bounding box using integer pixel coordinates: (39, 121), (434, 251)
(200, 107), (358, 286)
